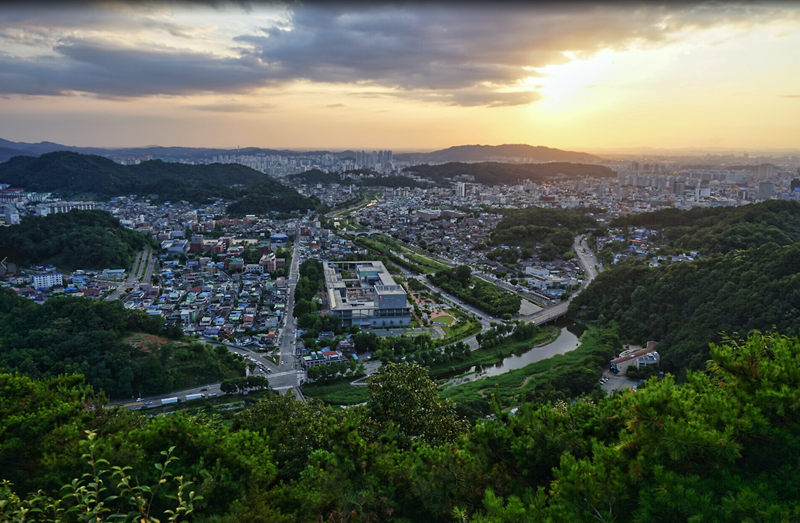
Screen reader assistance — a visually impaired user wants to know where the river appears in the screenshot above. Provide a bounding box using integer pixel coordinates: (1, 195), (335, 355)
(442, 318), (587, 379)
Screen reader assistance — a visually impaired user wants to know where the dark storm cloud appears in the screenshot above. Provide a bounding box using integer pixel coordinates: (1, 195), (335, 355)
(0, 2), (795, 106)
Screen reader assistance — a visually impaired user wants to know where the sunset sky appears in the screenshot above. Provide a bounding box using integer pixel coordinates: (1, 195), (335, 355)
(1, 1), (799, 152)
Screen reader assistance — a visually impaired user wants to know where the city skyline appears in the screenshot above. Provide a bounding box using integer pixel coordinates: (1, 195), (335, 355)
(1, 1), (799, 151)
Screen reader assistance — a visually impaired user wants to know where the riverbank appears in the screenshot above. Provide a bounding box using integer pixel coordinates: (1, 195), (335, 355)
(442, 325), (618, 420)
(427, 326), (560, 377)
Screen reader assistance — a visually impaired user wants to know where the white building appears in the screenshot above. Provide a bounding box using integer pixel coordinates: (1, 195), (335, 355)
(33, 272), (63, 289)
(4, 204), (20, 225)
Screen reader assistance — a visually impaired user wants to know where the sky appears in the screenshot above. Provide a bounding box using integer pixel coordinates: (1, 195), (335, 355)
(1, 1), (799, 152)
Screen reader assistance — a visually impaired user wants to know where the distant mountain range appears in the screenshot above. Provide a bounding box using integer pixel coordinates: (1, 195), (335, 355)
(0, 138), (603, 164)
(393, 144), (603, 163)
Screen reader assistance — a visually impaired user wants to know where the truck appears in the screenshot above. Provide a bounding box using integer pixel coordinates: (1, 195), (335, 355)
(185, 393), (205, 401)
(161, 397), (179, 405)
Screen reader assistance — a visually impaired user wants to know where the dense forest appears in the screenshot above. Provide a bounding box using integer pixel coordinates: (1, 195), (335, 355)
(225, 181), (324, 216)
(287, 169), (344, 185)
(0, 151), (320, 212)
(572, 200), (800, 375)
(610, 199), (800, 255)
(571, 240), (800, 375)
(0, 210), (155, 270)
(4, 331), (800, 522)
(489, 207), (597, 258)
(429, 265), (521, 317)
(0, 288), (243, 398)
(403, 161), (615, 186)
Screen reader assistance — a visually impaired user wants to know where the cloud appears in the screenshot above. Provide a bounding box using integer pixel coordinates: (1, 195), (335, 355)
(782, 95), (800, 98)
(326, 103), (346, 108)
(0, 2), (797, 107)
(186, 102), (275, 112)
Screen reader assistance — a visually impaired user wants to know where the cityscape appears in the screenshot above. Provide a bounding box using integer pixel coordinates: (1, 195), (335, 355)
(2, 2), (800, 522)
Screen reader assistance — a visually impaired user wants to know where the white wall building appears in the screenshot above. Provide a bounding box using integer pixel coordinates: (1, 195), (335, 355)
(33, 273), (63, 289)
(4, 204), (20, 225)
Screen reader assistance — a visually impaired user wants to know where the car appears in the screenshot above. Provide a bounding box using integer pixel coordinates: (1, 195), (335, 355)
(200, 388), (208, 391)
(208, 393), (218, 398)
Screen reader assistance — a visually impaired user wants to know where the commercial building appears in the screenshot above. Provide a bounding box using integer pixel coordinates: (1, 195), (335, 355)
(323, 261), (411, 327)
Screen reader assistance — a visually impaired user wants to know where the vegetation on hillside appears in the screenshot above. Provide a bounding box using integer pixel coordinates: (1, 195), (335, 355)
(287, 168), (343, 185)
(0, 288), (243, 398)
(488, 207), (597, 259)
(571, 241), (800, 375)
(0, 151), (321, 213)
(429, 265), (521, 317)
(610, 199), (800, 255)
(403, 161), (615, 185)
(5, 331), (800, 521)
(0, 210), (155, 270)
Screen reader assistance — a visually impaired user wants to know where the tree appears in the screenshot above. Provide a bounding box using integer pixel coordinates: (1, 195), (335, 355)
(364, 362), (468, 447)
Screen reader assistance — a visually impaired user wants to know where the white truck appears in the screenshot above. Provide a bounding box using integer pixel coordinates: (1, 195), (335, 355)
(161, 397), (179, 405)
(185, 393), (205, 401)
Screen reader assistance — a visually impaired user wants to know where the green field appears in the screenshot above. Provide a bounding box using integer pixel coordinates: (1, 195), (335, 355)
(301, 377), (369, 405)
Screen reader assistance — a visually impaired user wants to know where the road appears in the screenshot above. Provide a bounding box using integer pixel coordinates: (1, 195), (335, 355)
(271, 228), (305, 398)
(106, 246), (148, 301)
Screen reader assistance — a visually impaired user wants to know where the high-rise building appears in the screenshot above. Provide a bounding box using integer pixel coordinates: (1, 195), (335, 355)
(792, 179), (800, 192)
(456, 182), (467, 198)
(758, 181), (774, 200)
(758, 164), (776, 180)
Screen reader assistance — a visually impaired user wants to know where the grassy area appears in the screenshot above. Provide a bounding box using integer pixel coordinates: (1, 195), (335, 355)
(439, 315), (481, 342)
(427, 326), (558, 377)
(301, 377), (369, 405)
(441, 326), (605, 407)
(404, 252), (450, 273)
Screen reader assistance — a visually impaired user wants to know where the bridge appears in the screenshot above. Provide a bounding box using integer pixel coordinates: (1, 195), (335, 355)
(350, 229), (383, 237)
(528, 306), (569, 326)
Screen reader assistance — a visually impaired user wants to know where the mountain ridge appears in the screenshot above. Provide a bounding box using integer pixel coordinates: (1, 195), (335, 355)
(0, 138), (603, 164)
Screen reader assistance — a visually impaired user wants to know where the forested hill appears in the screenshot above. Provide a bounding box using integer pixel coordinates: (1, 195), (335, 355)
(404, 161), (615, 185)
(0, 287), (244, 399)
(0, 151), (321, 213)
(287, 168), (343, 185)
(396, 143), (603, 163)
(571, 241), (800, 373)
(610, 199), (800, 254)
(571, 200), (800, 375)
(0, 209), (155, 271)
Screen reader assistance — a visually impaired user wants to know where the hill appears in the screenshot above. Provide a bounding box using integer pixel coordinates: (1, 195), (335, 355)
(403, 161), (615, 185)
(0, 151), (321, 212)
(0, 210), (155, 271)
(287, 169), (344, 185)
(4, 330), (800, 521)
(0, 287), (244, 401)
(396, 143), (603, 163)
(571, 200), (800, 375)
(610, 199), (800, 255)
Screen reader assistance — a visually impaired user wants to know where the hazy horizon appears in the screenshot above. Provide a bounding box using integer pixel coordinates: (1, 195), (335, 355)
(2, 1), (799, 151)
